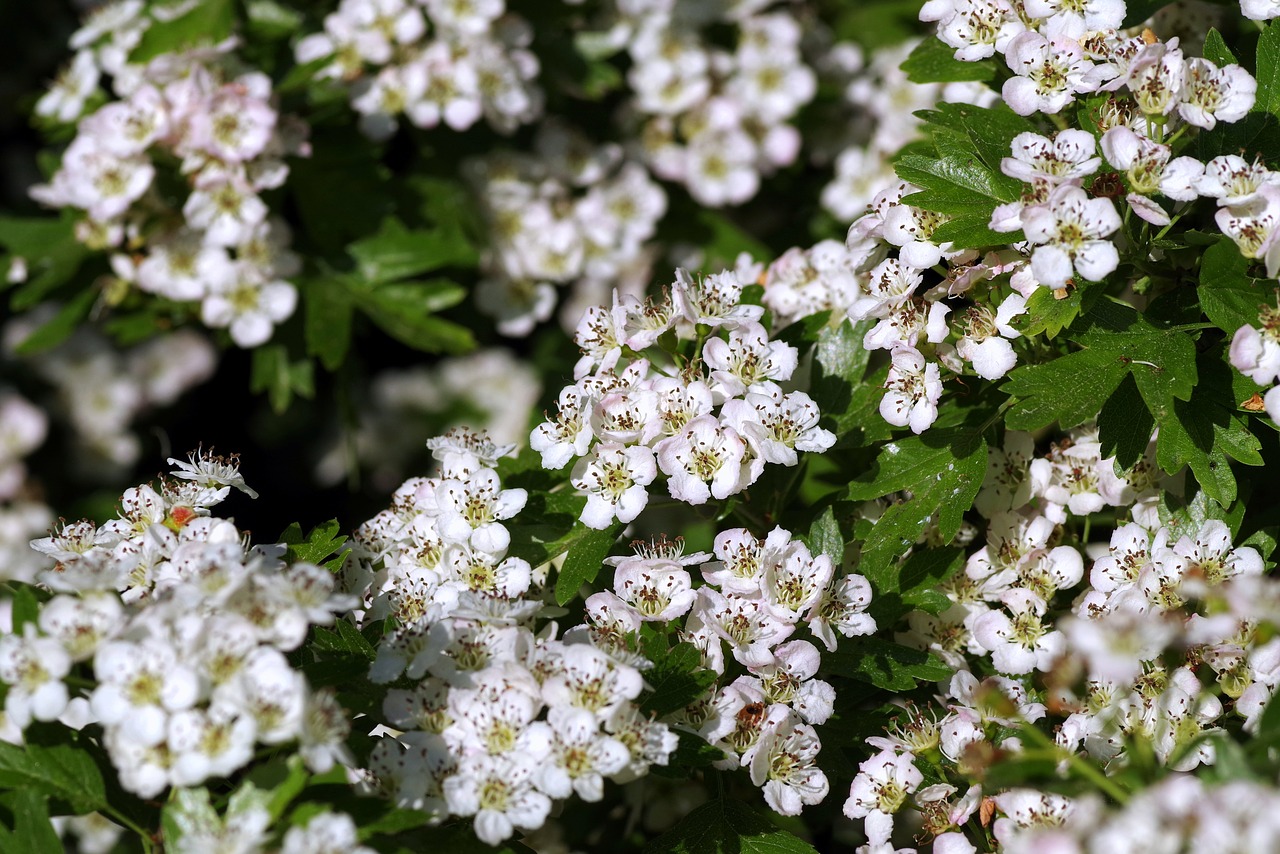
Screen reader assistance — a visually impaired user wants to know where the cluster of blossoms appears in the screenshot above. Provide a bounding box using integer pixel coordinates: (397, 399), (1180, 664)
(466, 124), (667, 336)
(581, 0), (816, 207)
(161, 785), (374, 854)
(773, 0), (1277, 439)
(995, 775), (1280, 851)
(349, 423), (879, 840)
(31, 0), (309, 348)
(1, 451), (355, 798)
(296, 0), (542, 139)
(533, 265), (836, 529)
(5, 318), (216, 473)
(347, 429), (679, 845)
(839, 423), (1280, 851)
(581, 528), (877, 815)
(315, 348), (540, 491)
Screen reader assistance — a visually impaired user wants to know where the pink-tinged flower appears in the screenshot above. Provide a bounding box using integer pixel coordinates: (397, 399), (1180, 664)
(1126, 39), (1185, 116)
(612, 561), (695, 622)
(702, 321), (798, 399)
(1022, 183), (1120, 287)
(1002, 33), (1102, 116)
(694, 588), (795, 668)
(750, 708), (829, 816)
(1001, 130), (1100, 185)
(1178, 58), (1256, 130)
(655, 415), (750, 505)
(721, 387), (834, 467)
(880, 345), (942, 434)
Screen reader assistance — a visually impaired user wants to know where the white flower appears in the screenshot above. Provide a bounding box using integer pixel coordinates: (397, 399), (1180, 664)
(0, 626), (71, 730)
(844, 749), (923, 821)
(537, 707), (629, 801)
(433, 469), (527, 554)
(972, 589), (1065, 674)
(571, 443), (657, 529)
(1001, 130), (1100, 185)
(443, 753), (552, 846)
(721, 388), (834, 467)
(655, 415), (750, 505)
(694, 588), (795, 668)
(671, 268), (764, 330)
(749, 709), (829, 816)
(1002, 33), (1101, 116)
(1178, 58), (1256, 130)
(880, 346), (942, 434)
(200, 264), (297, 348)
(282, 812), (376, 854)
(169, 448), (259, 499)
(702, 322), (798, 399)
(1022, 183), (1120, 287)
(612, 561), (696, 622)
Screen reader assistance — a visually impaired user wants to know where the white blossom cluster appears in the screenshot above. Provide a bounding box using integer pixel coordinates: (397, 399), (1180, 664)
(533, 266), (836, 528)
(581, 0), (816, 207)
(996, 775), (1280, 852)
(346, 429), (680, 846)
(0, 451), (356, 798)
(164, 784), (375, 854)
(576, 528), (877, 816)
(4, 318), (216, 473)
(295, 0), (543, 138)
(465, 123), (667, 337)
(841, 425), (1280, 852)
(31, 0), (309, 348)
(315, 348), (541, 491)
(775, 1), (1268, 439)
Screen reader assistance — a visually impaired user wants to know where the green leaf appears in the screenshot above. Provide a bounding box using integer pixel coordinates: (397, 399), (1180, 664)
(506, 492), (590, 569)
(1255, 22), (1280, 119)
(1006, 348), (1118, 429)
(900, 37), (996, 84)
(810, 317), (874, 438)
(927, 216), (1012, 248)
(348, 217), (476, 285)
(895, 154), (1019, 215)
(13, 289), (97, 355)
(640, 641), (718, 718)
(806, 505), (845, 567)
(0, 742), (107, 814)
(1199, 236), (1265, 334)
(0, 790), (61, 854)
(1097, 373), (1155, 471)
(848, 429), (987, 592)
(356, 280), (474, 355)
(644, 798), (818, 854)
(251, 345), (315, 414)
(9, 584), (42, 633)
(554, 525), (620, 606)
(1155, 350), (1263, 506)
(1203, 28), (1237, 67)
(284, 519), (347, 567)
(917, 103), (1032, 198)
(312, 618), (377, 660)
(897, 548), (963, 614)
(1019, 285), (1086, 340)
(822, 638), (953, 691)
(131, 0), (236, 62)
(1005, 300), (1197, 431)
(304, 277), (354, 371)
(0, 215), (89, 308)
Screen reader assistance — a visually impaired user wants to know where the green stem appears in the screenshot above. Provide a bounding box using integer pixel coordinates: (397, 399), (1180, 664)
(103, 806), (153, 853)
